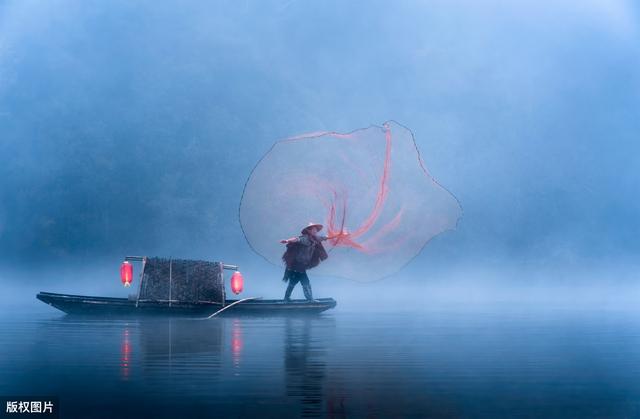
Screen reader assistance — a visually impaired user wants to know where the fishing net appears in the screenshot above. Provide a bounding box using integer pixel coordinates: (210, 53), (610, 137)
(240, 121), (462, 282)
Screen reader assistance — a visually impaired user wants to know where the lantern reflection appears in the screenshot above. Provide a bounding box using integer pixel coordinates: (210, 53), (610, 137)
(231, 319), (243, 369)
(121, 328), (131, 380)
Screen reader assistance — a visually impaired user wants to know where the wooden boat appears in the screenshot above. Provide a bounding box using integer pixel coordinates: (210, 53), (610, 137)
(36, 292), (337, 317)
(36, 256), (337, 317)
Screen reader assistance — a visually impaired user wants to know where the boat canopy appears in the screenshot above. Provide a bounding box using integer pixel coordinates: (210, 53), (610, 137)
(138, 257), (226, 305)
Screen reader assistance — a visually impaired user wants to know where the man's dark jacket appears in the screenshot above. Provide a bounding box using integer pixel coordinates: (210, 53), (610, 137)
(282, 234), (328, 274)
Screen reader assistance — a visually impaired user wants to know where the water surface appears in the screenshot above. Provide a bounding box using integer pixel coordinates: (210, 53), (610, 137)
(1, 305), (639, 418)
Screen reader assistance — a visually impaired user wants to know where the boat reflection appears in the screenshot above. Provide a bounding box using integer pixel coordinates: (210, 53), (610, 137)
(45, 313), (336, 414)
(137, 319), (223, 360)
(120, 318), (225, 384)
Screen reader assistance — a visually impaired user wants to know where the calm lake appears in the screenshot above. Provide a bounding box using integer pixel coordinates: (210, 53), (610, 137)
(2, 304), (640, 418)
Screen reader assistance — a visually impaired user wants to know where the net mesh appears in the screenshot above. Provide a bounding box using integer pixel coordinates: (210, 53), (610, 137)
(240, 121), (462, 281)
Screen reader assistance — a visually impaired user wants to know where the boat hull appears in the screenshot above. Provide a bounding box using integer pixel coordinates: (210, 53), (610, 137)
(36, 292), (337, 317)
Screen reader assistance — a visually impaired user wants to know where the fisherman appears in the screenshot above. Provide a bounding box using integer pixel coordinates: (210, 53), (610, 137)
(280, 222), (340, 302)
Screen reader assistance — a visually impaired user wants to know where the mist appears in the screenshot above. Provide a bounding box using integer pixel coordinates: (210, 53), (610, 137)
(1, 0), (639, 306)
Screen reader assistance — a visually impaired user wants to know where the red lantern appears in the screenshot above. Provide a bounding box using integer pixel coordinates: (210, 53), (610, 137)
(230, 271), (243, 295)
(120, 261), (133, 287)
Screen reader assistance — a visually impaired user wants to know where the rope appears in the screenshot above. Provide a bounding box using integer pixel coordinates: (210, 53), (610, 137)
(202, 297), (262, 319)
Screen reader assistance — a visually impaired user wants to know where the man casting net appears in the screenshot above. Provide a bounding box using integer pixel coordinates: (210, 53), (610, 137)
(240, 121), (462, 282)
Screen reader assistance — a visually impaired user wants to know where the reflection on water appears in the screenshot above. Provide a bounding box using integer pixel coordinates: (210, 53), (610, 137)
(231, 319), (242, 369)
(137, 318), (223, 359)
(120, 328), (131, 380)
(2, 306), (640, 418)
(285, 318), (327, 417)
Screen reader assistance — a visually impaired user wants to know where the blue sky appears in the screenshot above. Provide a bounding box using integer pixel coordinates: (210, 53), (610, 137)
(0, 0), (638, 278)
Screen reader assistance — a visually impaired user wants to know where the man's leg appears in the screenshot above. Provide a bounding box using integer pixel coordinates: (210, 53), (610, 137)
(299, 272), (313, 301)
(284, 270), (299, 301)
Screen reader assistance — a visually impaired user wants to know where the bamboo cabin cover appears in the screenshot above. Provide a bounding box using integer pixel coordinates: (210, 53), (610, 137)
(139, 258), (225, 304)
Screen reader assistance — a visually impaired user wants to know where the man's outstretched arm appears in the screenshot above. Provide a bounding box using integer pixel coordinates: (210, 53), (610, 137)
(279, 237), (299, 244)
